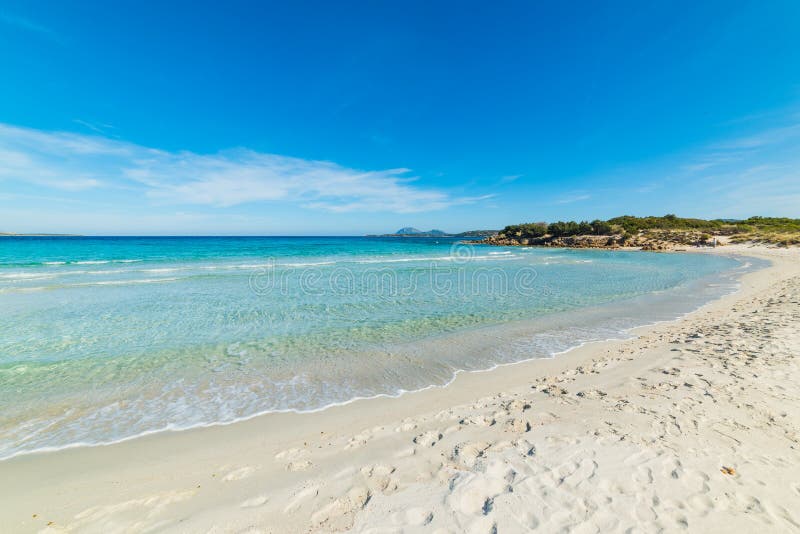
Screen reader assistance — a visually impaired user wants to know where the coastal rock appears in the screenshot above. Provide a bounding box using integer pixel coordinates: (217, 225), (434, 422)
(478, 234), (628, 249)
(477, 232), (689, 251)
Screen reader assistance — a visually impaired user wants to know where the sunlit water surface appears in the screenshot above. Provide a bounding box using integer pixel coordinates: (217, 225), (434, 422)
(0, 236), (759, 459)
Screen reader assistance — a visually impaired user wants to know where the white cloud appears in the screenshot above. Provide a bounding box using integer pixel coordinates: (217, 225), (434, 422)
(628, 117), (800, 218)
(711, 123), (800, 150)
(0, 123), (486, 213)
(73, 119), (117, 136)
(555, 193), (590, 204)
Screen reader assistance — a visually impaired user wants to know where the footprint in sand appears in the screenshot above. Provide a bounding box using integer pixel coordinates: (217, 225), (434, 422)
(222, 466), (257, 481)
(287, 460), (313, 471)
(435, 409), (459, 422)
(240, 495), (269, 508)
(661, 457), (684, 480)
(460, 414), (496, 427)
(633, 465), (654, 485)
(71, 489), (196, 528)
(576, 388), (608, 400)
(530, 411), (559, 427)
(284, 483), (321, 513)
(623, 448), (660, 467)
(361, 464), (398, 493)
(443, 422), (462, 435)
(451, 441), (491, 469)
(310, 486), (371, 530)
(361, 463), (396, 478)
(346, 429), (373, 449)
(490, 440), (514, 452)
(448, 459), (515, 516)
(404, 507), (434, 526)
(501, 399), (531, 414)
(394, 445), (416, 458)
(414, 430), (443, 447)
(687, 493), (714, 515)
(275, 447), (307, 461)
(513, 439), (536, 457)
(561, 457), (598, 487)
(503, 417), (531, 434)
(395, 420), (418, 433)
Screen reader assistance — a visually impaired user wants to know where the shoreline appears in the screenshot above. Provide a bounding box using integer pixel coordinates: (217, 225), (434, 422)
(0, 251), (754, 463)
(1, 244), (798, 532)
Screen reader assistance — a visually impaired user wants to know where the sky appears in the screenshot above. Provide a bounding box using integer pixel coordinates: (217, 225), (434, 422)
(1, 0), (799, 235)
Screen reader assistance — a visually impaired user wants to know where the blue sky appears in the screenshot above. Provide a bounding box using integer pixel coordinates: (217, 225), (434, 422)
(1, 0), (799, 235)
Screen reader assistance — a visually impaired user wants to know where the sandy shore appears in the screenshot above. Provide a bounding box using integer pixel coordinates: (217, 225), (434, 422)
(2, 245), (799, 533)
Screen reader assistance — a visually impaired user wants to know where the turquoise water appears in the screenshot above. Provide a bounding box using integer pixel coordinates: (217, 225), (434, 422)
(0, 237), (753, 459)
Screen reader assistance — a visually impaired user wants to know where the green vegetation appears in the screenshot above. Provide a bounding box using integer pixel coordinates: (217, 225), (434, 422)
(501, 219), (614, 238)
(735, 216), (800, 233)
(498, 215), (800, 246)
(606, 214), (726, 233)
(501, 222), (548, 238)
(368, 229), (499, 238)
(456, 229), (500, 238)
(729, 217), (800, 246)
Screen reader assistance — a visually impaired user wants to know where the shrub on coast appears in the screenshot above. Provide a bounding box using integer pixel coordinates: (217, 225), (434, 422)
(606, 215), (728, 234)
(590, 219), (613, 235)
(496, 215), (800, 246)
(500, 222), (547, 238)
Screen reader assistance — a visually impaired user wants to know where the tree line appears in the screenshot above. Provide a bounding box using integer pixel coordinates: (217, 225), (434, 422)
(501, 219), (613, 238)
(500, 215), (800, 239)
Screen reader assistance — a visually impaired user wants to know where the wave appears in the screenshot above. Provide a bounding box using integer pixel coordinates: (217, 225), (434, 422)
(0, 273), (56, 280)
(24, 259), (143, 267)
(0, 277), (183, 293)
(0, 286), (49, 294)
(73, 277), (182, 287)
(73, 259), (141, 265)
(3, 253), (537, 279)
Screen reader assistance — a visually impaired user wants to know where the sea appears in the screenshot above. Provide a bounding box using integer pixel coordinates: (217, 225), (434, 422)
(0, 236), (762, 459)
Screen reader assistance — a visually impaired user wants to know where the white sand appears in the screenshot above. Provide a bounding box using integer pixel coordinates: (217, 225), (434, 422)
(2, 245), (799, 533)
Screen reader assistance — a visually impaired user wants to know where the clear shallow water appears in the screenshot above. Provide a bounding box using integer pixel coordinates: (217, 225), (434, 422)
(0, 236), (757, 459)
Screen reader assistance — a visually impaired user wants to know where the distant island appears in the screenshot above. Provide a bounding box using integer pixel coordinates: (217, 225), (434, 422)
(480, 215), (800, 249)
(368, 227), (498, 238)
(0, 233), (82, 237)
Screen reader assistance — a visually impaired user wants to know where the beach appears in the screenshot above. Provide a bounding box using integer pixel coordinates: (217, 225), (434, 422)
(1, 244), (799, 533)
(4, 1), (800, 530)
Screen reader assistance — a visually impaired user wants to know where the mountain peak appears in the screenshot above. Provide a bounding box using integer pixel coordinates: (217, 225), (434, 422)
(394, 227), (449, 236)
(395, 227), (424, 235)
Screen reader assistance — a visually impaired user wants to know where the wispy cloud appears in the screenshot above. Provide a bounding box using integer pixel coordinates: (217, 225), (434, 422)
(499, 174), (523, 184)
(0, 123), (487, 213)
(625, 116), (800, 218)
(710, 123), (800, 151)
(635, 182), (662, 194)
(73, 119), (117, 136)
(680, 152), (746, 173)
(555, 192), (590, 204)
